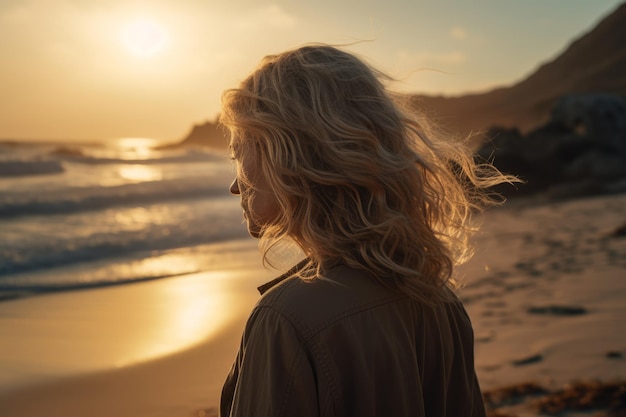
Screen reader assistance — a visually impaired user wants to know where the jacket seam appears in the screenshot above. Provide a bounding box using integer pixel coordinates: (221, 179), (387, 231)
(306, 295), (409, 339)
(276, 345), (306, 417)
(255, 304), (343, 411)
(260, 277), (409, 339)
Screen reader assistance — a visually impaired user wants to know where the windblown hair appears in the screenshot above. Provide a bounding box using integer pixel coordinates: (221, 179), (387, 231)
(221, 44), (513, 303)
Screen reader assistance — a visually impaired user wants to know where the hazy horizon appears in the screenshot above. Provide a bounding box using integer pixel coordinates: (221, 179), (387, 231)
(1, 0), (623, 143)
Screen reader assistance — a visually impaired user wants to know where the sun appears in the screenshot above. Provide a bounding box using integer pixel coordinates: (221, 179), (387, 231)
(120, 19), (169, 58)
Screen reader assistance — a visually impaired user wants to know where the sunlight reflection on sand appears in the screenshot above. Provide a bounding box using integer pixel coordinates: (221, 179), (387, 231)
(110, 270), (236, 368)
(0, 239), (281, 392)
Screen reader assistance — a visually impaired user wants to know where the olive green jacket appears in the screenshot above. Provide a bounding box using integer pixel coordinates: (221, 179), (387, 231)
(220, 264), (486, 417)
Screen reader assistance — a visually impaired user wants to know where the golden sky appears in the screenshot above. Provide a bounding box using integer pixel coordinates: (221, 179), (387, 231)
(0, 0), (622, 142)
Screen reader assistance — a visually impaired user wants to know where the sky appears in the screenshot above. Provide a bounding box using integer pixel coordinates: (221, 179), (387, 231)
(1, 0), (623, 143)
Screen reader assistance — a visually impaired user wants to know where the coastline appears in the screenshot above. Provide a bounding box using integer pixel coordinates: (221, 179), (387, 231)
(1, 194), (625, 416)
(0, 239), (279, 417)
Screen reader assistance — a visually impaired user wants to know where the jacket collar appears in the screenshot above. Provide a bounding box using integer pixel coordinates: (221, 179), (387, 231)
(257, 259), (309, 295)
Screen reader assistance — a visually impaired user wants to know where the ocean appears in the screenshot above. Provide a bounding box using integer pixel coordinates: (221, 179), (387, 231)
(0, 138), (250, 300)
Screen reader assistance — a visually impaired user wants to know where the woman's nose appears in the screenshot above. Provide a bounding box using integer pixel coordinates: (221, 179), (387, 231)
(229, 178), (240, 195)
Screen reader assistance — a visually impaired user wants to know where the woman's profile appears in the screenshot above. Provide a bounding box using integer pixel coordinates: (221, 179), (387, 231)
(219, 44), (512, 417)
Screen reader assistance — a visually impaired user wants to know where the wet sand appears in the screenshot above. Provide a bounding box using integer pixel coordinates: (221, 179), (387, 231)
(0, 239), (277, 417)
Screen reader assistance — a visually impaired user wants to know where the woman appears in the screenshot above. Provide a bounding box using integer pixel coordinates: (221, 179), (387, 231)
(219, 44), (511, 417)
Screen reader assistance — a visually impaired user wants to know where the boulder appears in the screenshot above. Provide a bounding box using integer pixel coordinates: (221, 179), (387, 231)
(549, 93), (626, 152)
(477, 93), (626, 199)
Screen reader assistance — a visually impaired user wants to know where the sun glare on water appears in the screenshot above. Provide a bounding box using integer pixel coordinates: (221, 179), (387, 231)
(117, 136), (158, 150)
(120, 19), (169, 58)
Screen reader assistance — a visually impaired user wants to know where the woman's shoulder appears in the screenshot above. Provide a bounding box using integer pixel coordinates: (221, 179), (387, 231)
(255, 265), (408, 333)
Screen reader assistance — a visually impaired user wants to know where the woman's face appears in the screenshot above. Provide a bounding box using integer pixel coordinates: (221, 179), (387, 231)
(229, 149), (280, 238)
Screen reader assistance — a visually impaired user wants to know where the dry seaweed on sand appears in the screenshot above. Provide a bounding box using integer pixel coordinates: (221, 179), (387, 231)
(609, 222), (626, 238)
(532, 380), (626, 415)
(486, 411), (519, 417)
(483, 380), (626, 416)
(483, 382), (548, 408)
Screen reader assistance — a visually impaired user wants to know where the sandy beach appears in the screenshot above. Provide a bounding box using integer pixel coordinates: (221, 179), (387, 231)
(0, 239), (280, 417)
(460, 193), (626, 416)
(1, 193), (625, 417)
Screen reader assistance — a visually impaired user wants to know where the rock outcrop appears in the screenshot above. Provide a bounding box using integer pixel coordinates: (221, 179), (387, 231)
(477, 93), (626, 199)
(412, 2), (626, 136)
(161, 119), (228, 149)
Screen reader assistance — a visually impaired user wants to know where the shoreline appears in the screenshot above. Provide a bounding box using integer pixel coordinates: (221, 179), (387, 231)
(0, 238), (283, 417)
(0, 264), (274, 417)
(1, 194), (625, 416)
(0, 266), (267, 390)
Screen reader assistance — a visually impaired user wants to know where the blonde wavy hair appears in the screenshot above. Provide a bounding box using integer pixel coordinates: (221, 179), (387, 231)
(221, 44), (513, 303)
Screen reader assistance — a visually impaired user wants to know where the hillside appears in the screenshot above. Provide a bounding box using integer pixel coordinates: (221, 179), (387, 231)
(412, 2), (626, 136)
(174, 2), (626, 148)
